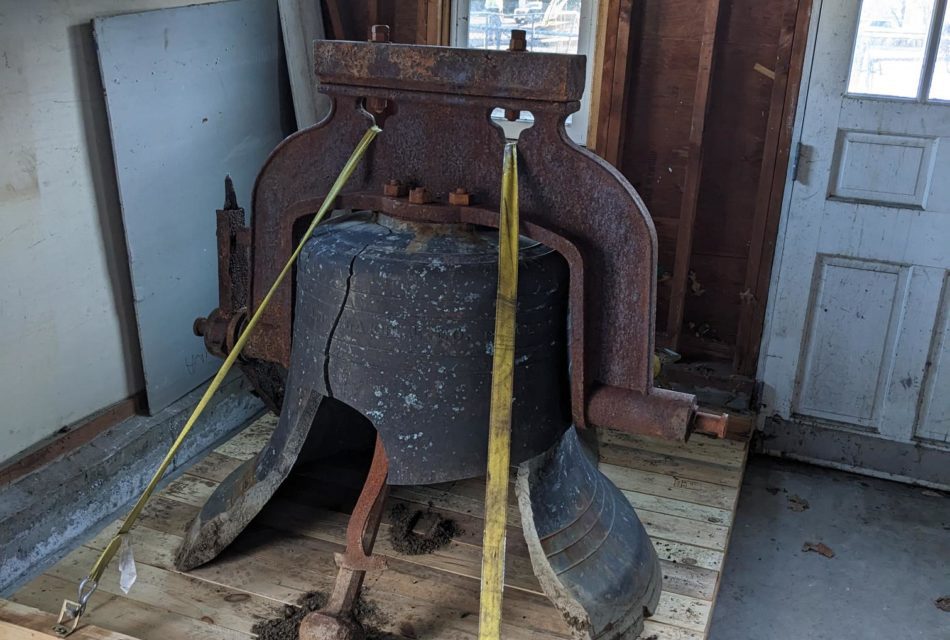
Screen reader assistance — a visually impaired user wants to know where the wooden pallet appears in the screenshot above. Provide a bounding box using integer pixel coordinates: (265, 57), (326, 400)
(3, 416), (749, 639)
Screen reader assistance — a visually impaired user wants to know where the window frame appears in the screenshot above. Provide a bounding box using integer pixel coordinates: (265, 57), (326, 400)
(844, 0), (950, 103)
(449, 0), (599, 145)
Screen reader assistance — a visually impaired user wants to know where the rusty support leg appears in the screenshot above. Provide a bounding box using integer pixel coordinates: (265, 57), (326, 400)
(299, 436), (389, 640)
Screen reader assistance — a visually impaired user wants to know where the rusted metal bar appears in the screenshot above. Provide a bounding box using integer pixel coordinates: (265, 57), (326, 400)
(334, 436), (389, 577)
(691, 410), (731, 439)
(299, 437), (389, 640)
(586, 386), (698, 441)
(312, 40), (585, 102)
(193, 176), (249, 359)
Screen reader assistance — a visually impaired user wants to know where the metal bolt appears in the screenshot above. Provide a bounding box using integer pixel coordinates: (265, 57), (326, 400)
(384, 179), (407, 197)
(509, 29), (527, 52)
(505, 31), (527, 122)
(370, 24), (390, 43)
(367, 26), (391, 114)
(193, 317), (208, 337)
(367, 96), (388, 115)
(448, 187), (471, 206)
(409, 187), (431, 205)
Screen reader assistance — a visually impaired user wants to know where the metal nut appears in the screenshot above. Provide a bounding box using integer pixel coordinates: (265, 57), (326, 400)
(448, 188), (470, 206)
(370, 24), (390, 43)
(508, 29), (527, 52)
(367, 28), (391, 115)
(408, 187), (431, 204)
(367, 96), (388, 114)
(384, 179), (407, 197)
(365, 24), (391, 114)
(506, 30), (527, 121)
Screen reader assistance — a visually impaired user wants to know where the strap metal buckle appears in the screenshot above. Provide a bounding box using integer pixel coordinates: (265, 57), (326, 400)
(52, 577), (97, 636)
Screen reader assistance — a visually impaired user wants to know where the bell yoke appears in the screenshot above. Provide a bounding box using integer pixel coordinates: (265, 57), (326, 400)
(182, 27), (727, 640)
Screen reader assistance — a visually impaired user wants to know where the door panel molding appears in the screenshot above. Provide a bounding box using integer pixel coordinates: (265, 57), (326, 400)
(916, 272), (950, 444)
(792, 255), (910, 430)
(829, 130), (938, 209)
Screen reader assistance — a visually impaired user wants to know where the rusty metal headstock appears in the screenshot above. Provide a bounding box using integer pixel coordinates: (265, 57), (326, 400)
(201, 30), (724, 440)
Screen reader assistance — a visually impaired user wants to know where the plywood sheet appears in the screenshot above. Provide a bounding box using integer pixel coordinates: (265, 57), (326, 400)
(94, 0), (291, 412)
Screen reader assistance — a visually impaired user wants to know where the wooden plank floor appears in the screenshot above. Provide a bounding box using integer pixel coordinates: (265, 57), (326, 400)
(4, 415), (749, 639)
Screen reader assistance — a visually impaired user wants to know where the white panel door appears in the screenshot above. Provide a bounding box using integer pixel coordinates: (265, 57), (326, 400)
(760, 0), (950, 455)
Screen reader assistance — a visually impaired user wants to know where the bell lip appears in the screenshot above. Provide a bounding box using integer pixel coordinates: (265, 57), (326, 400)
(515, 426), (663, 639)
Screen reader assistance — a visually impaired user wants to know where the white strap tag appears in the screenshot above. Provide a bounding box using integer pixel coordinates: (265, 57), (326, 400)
(118, 535), (137, 594)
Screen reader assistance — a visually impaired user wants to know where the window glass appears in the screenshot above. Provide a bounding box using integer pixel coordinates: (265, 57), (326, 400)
(928, 7), (950, 99)
(453, 0), (594, 143)
(459, 1), (587, 126)
(463, 1), (583, 54)
(848, 0), (938, 98)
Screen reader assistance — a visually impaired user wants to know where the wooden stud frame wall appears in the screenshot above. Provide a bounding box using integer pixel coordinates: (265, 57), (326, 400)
(589, 0), (815, 378)
(589, 0), (723, 350)
(588, 0), (635, 165)
(663, 0), (722, 349)
(734, 0), (815, 374)
(418, 0), (451, 45)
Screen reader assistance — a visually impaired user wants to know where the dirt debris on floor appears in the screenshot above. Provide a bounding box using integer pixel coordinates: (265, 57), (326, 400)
(766, 486), (811, 511)
(253, 591), (327, 640)
(389, 502), (460, 555)
(801, 541), (835, 558)
(935, 596), (950, 612)
(786, 494), (810, 512)
(252, 590), (401, 640)
(356, 593), (402, 640)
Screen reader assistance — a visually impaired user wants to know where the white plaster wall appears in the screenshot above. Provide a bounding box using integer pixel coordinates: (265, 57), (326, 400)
(0, 0), (219, 460)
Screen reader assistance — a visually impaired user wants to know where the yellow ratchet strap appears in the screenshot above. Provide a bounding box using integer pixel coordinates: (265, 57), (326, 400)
(478, 142), (520, 640)
(54, 125), (381, 637)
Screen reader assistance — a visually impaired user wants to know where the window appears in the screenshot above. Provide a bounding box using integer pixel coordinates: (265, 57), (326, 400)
(451, 0), (598, 144)
(847, 0), (950, 101)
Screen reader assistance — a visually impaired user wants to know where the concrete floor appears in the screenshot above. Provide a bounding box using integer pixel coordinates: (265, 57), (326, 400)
(708, 455), (949, 640)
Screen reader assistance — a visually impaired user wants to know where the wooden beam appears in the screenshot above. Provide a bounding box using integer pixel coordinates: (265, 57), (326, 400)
(734, 0), (814, 375)
(439, 0), (451, 45)
(416, 0), (451, 45)
(368, 0), (380, 31)
(416, 1), (428, 44)
(663, 0), (722, 349)
(324, 0), (345, 39)
(278, 0), (332, 129)
(589, 0), (634, 166)
(586, 0), (611, 150)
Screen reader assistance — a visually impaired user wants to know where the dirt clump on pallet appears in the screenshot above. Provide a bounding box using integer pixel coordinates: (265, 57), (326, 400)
(389, 502), (460, 555)
(355, 595), (400, 640)
(253, 591), (327, 640)
(252, 590), (402, 640)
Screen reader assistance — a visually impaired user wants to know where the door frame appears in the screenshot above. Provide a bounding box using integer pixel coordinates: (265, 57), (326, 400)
(755, 0), (950, 489)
